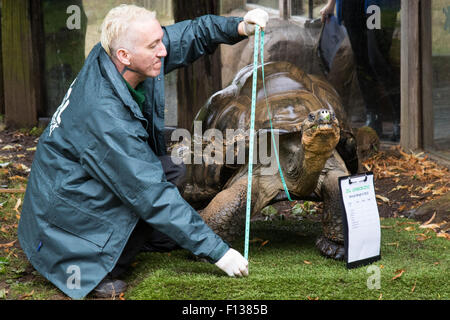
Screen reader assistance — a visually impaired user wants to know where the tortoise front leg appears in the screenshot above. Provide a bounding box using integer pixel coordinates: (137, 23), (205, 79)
(199, 176), (249, 243)
(314, 152), (348, 260)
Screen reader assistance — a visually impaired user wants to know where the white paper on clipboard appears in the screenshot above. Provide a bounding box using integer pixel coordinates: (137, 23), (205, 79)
(339, 173), (381, 268)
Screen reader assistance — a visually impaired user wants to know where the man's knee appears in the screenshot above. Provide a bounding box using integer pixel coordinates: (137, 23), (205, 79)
(158, 155), (186, 188)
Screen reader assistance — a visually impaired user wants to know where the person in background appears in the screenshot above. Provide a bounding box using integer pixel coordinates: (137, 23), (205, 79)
(321, 0), (401, 141)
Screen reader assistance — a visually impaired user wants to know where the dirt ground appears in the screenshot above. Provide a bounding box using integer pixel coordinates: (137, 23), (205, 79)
(0, 128), (449, 300)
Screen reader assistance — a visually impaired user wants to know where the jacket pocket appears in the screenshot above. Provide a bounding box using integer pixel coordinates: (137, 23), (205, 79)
(48, 193), (113, 249)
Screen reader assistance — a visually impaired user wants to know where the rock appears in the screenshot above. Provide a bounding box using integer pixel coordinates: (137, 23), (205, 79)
(408, 192), (450, 224)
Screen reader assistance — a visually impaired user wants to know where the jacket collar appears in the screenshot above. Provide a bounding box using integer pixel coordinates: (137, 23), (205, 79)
(97, 43), (147, 122)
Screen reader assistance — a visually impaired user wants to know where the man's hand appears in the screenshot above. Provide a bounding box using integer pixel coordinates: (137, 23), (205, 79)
(320, 0), (336, 23)
(240, 8), (269, 36)
(215, 248), (249, 277)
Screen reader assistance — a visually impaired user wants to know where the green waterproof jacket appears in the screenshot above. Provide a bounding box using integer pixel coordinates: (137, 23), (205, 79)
(18, 15), (246, 299)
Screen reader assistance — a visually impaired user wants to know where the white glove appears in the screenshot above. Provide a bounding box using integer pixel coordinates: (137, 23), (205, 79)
(215, 248), (249, 277)
(243, 8), (269, 36)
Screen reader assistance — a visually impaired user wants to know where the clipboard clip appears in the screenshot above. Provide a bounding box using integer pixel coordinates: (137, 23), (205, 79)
(348, 173), (368, 184)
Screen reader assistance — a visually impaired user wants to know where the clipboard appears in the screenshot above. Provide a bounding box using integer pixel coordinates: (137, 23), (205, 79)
(338, 172), (381, 269)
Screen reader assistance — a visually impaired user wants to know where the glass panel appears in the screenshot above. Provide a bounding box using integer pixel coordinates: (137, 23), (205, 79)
(432, 0), (450, 156)
(292, 0), (328, 18)
(332, 1), (401, 141)
(246, 0), (278, 10)
(42, 0), (177, 126)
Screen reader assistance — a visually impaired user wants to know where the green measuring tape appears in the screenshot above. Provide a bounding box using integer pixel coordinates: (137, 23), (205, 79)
(244, 26), (292, 261)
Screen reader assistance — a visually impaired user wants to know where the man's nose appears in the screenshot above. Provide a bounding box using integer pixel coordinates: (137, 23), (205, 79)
(158, 43), (167, 58)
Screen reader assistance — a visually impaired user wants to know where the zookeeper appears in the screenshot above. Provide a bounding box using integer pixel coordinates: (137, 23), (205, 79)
(18, 4), (269, 299)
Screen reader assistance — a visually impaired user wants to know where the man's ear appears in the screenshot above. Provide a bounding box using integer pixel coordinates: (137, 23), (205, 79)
(115, 48), (131, 66)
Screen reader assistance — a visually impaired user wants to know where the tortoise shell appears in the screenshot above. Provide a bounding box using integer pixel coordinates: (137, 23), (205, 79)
(194, 61), (351, 135)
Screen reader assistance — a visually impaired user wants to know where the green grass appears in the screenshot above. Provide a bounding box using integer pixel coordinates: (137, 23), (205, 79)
(1, 177), (449, 300)
(124, 218), (449, 300)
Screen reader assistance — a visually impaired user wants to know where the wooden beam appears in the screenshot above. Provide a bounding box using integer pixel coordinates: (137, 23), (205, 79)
(279, 0), (291, 20)
(400, 0), (422, 151)
(1, 0), (41, 128)
(421, 0), (433, 150)
(0, 0), (4, 115)
(174, 0), (222, 131)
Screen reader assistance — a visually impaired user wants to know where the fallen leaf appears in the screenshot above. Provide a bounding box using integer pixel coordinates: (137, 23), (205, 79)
(378, 293), (383, 300)
(26, 147), (37, 151)
(381, 225), (393, 229)
(404, 226), (415, 232)
(387, 242), (399, 248)
(422, 212), (436, 226)
(415, 234), (430, 241)
(419, 223), (440, 230)
(1, 145), (15, 151)
(432, 186), (449, 196)
(436, 233), (450, 240)
(19, 290), (34, 300)
(0, 288), (7, 299)
(0, 162), (10, 168)
(119, 293), (125, 301)
(10, 176), (27, 182)
(260, 240), (270, 247)
(376, 195), (390, 203)
(0, 189), (26, 194)
(388, 185), (409, 193)
(249, 238), (264, 243)
(0, 240), (16, 249)
(307, 296), (319, 300)
(411, 280), (416, 293)
(14, 198), (22, 212)
(392, 269), (405, 280)
(14, 163), (30, 172)
(303, 260), (312, 265)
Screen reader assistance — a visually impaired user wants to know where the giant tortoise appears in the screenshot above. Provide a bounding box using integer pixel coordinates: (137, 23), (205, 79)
(172, 61), (359, 260)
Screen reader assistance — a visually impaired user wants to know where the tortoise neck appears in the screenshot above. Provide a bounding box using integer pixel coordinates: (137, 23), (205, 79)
(286, 146), (333, 196)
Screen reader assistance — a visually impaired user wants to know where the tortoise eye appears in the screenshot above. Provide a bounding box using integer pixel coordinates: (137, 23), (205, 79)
(308, 114), (315, 121)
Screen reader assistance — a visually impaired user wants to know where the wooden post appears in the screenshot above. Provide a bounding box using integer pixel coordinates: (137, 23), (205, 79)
(1, 0), (42, 128)
(0, 0), (4, 116)
(291, 0), (304, 16)
(400, 0), (422, 151)
(308, 0), (313, 19)
(41, 0), (87, 119)
(174, 0), (222, 131)
(279, 0), (291, 20)
(421, 0), (433, 150)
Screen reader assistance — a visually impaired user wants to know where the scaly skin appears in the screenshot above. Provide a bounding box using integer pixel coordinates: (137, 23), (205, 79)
(199, 109), (347, 260)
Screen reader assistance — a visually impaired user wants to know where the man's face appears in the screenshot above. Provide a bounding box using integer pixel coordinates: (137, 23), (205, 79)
(127, 19), (167, 78)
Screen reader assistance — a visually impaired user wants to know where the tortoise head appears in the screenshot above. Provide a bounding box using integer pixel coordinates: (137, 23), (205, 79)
(301, 109), (340, 154)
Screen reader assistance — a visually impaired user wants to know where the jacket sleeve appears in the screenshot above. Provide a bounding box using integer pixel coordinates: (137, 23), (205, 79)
(163, 15), (246, 74)
(79, 107), (229, 263)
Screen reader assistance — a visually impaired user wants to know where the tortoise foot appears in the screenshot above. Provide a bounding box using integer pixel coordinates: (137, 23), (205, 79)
(315, 236), (345, 260)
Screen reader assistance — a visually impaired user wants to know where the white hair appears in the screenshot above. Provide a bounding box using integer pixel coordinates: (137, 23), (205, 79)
(101, 4), (156, 57)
